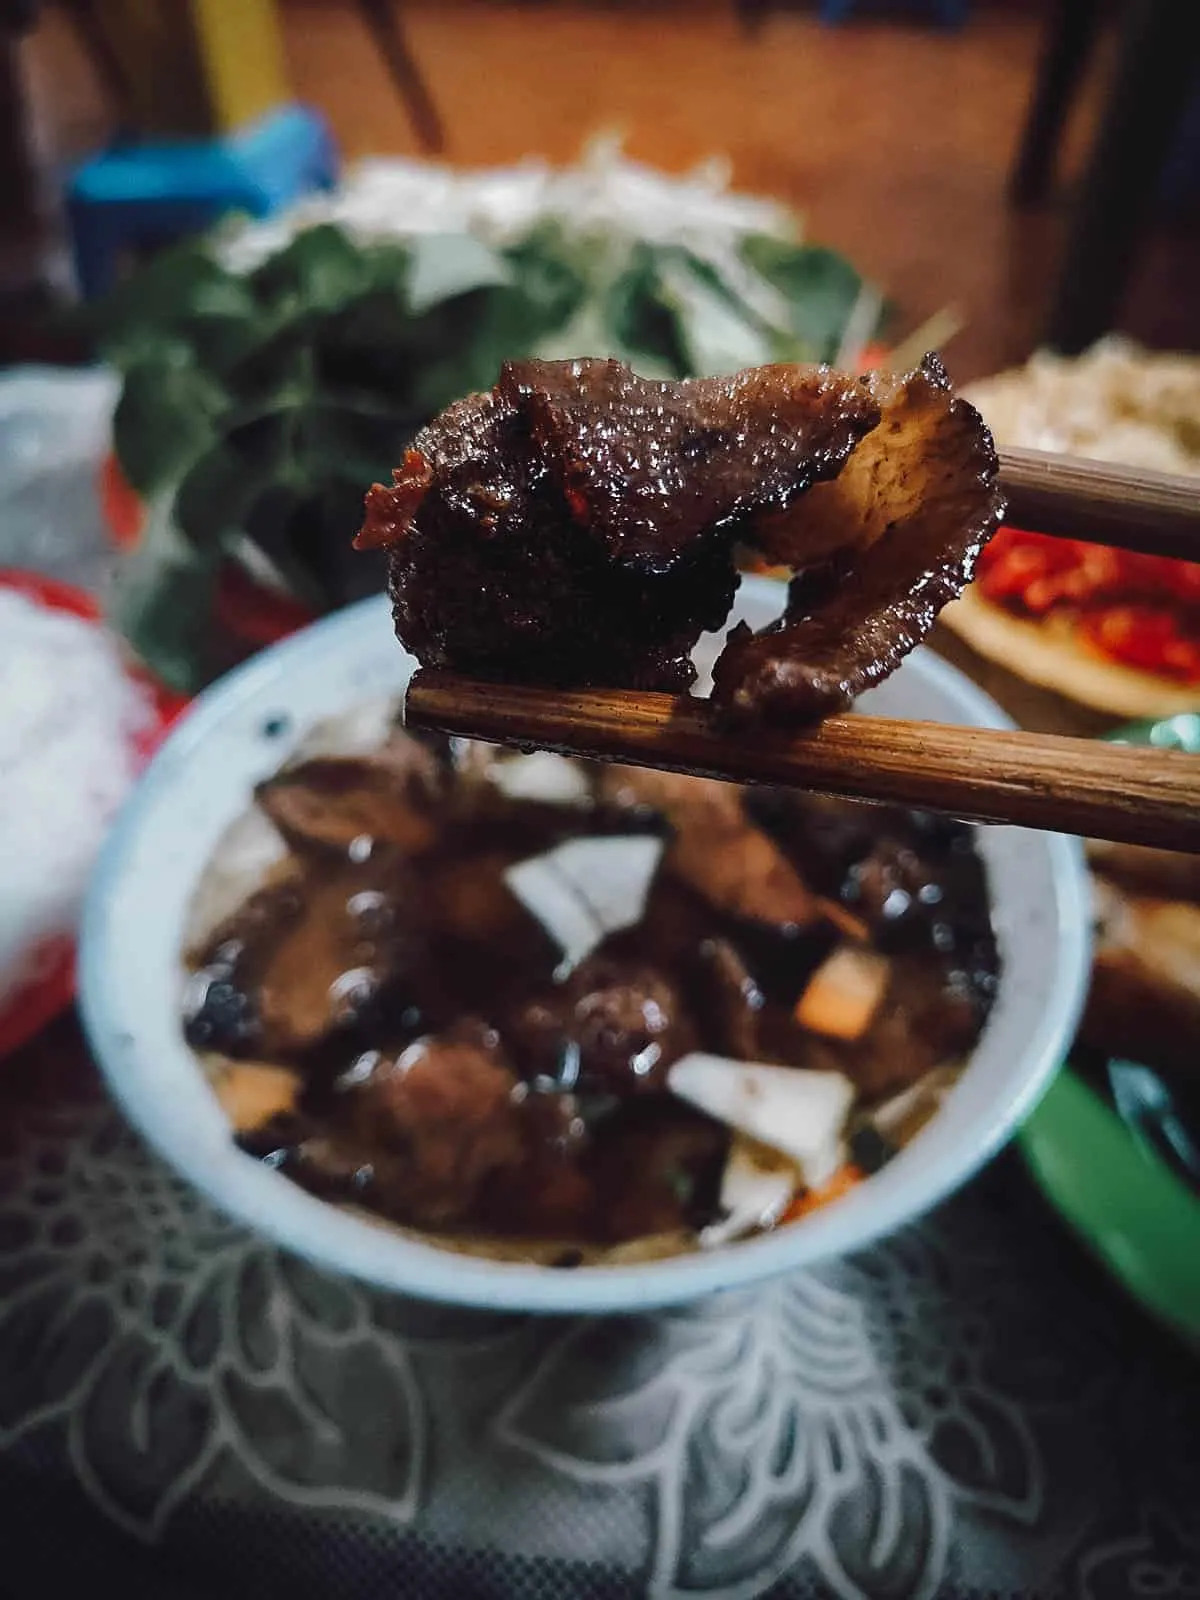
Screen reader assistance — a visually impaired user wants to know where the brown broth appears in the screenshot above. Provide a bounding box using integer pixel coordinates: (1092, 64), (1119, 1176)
(185, 733), (999, 1258)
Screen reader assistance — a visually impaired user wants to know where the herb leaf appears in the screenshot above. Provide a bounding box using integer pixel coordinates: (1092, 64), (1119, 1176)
(741, 236), (878, 363)
(96, 202), (880, 688)
(406, 232), (511, 314)
(111, 352), (224, 495)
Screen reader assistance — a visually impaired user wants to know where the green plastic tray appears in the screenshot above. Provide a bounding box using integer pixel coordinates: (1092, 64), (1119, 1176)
(1018, 714), (1200, 1348)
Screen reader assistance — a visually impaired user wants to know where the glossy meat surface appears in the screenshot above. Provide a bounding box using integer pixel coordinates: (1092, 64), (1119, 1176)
(503, 358), (882, 568)
(712, 356), (1004, 723)
(359, 357), (880, 693)
(359, 356), (1001, 721)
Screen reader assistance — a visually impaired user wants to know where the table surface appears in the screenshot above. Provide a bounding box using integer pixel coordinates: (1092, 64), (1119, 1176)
(1, 1013), (1197, 1600)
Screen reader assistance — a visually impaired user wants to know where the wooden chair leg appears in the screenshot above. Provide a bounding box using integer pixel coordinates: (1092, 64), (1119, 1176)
(936, 0), (970, 27)
(1044, 0), (1199, 354)
(734, 0), (772, 33)
(355, 0), (445, 155)
(58, 0), (137, 134)
(1009, 0), (1106, 206)
(819, 0), (969, 28)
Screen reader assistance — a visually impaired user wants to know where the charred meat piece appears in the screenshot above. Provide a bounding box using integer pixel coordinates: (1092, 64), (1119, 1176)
(671, 811), (819, 929)
(820, 956), (981, 1102)
(712, 355), (1003, 724)
(695, 937), (768, 1060)
(358, 358), (880, 692)
(259, 1131), (378, 1205)
(359, 355), (999, 721)
(598, 765), (819, 928)
(598, 764), (745, 825)
(255, 748), (443, 859)
(419, 848), (562, 1012)
(426, 849), (547, 948)
(346, 1022), (528, 1228)
(185, 860), (446, 1061)
(185, 877), (302, 1056)
(492, 1091), (597, 1239)
(502, 357), (880, 568)
(508, 956), (697, 1096)
(587, 1098), (730, 1243)
(254, 870), (420, 1055)
(746, 789), (882, 898)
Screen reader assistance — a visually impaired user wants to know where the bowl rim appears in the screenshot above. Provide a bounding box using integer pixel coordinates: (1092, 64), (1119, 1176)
(80, 582), (1092, 1313)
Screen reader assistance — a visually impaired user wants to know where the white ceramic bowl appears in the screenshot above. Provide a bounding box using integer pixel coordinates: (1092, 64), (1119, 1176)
(80, 579), (1091, 1313)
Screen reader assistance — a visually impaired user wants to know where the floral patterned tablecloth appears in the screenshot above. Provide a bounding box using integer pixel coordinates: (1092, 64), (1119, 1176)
(1, 1017), (1197, 1600)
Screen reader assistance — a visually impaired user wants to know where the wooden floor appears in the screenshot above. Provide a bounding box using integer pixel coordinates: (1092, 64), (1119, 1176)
(279, 0), (1198, 382)
(15, 0), (1200, 380)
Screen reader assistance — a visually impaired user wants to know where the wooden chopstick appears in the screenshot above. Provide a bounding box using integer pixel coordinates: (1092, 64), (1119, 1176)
(997, 446), (1198, 562)
(406, 672), (1200, 853)
(404, 452), (1199, 849)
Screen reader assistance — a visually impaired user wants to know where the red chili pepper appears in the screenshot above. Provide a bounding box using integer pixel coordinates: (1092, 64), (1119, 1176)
(857, 343), (891, 372)
(1079, 605), (1200, 683)
(978, 527), (1200, 680)
(99, 453), (145, 549)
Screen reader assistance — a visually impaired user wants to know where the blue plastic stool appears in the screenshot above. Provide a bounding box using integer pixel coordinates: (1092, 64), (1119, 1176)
(820, 0), (968, 26)
(67, 104), (339, 299)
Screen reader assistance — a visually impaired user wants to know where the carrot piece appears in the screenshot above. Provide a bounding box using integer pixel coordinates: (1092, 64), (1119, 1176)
(793, 945), (890, 1039)
(213, 1064), (301, 1133)
(815, 895), (871, 943)
(782, 1164), (865, 1223)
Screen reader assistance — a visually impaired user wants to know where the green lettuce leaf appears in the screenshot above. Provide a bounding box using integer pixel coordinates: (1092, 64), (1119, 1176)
(92, 207), (881, 687)
(741, 235), (879, 362)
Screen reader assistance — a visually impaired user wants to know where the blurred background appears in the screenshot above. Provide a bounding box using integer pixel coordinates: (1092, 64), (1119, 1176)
(2, 0), (1197, 686)
(4, 0), (1199, 376)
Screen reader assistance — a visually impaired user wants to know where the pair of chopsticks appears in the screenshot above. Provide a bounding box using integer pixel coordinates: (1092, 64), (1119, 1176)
(405, 447), (1200, 853)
